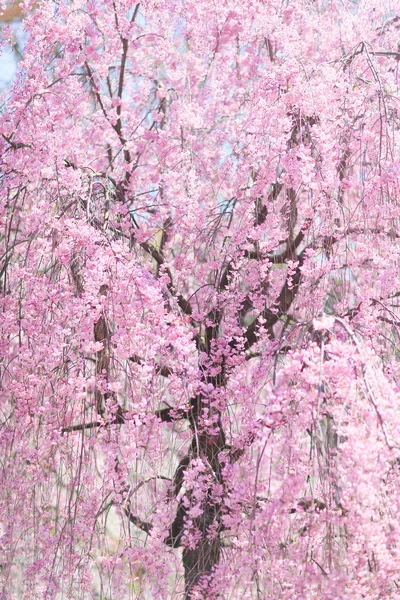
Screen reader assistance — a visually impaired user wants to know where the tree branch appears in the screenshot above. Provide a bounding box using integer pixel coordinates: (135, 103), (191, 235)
(128, 354), (173, 377)
(244, 250), (305, 348)
(61, 410), (126, 434)
(140, 240), (192, 315)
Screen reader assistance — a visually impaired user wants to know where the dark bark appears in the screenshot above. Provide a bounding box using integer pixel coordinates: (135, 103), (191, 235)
(183, 537), (221, 599)
(60, 159), (313, 598)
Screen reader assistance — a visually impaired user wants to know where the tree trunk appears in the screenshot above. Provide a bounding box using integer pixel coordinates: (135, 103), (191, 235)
(183, 536), (221, 599)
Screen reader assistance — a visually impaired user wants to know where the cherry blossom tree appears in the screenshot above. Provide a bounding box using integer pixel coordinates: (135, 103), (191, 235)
(2, 0), (400, 597)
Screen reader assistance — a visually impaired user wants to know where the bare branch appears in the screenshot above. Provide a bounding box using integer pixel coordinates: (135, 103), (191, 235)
(61, 410), (126, 434)
(124, 511), (153, 535)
